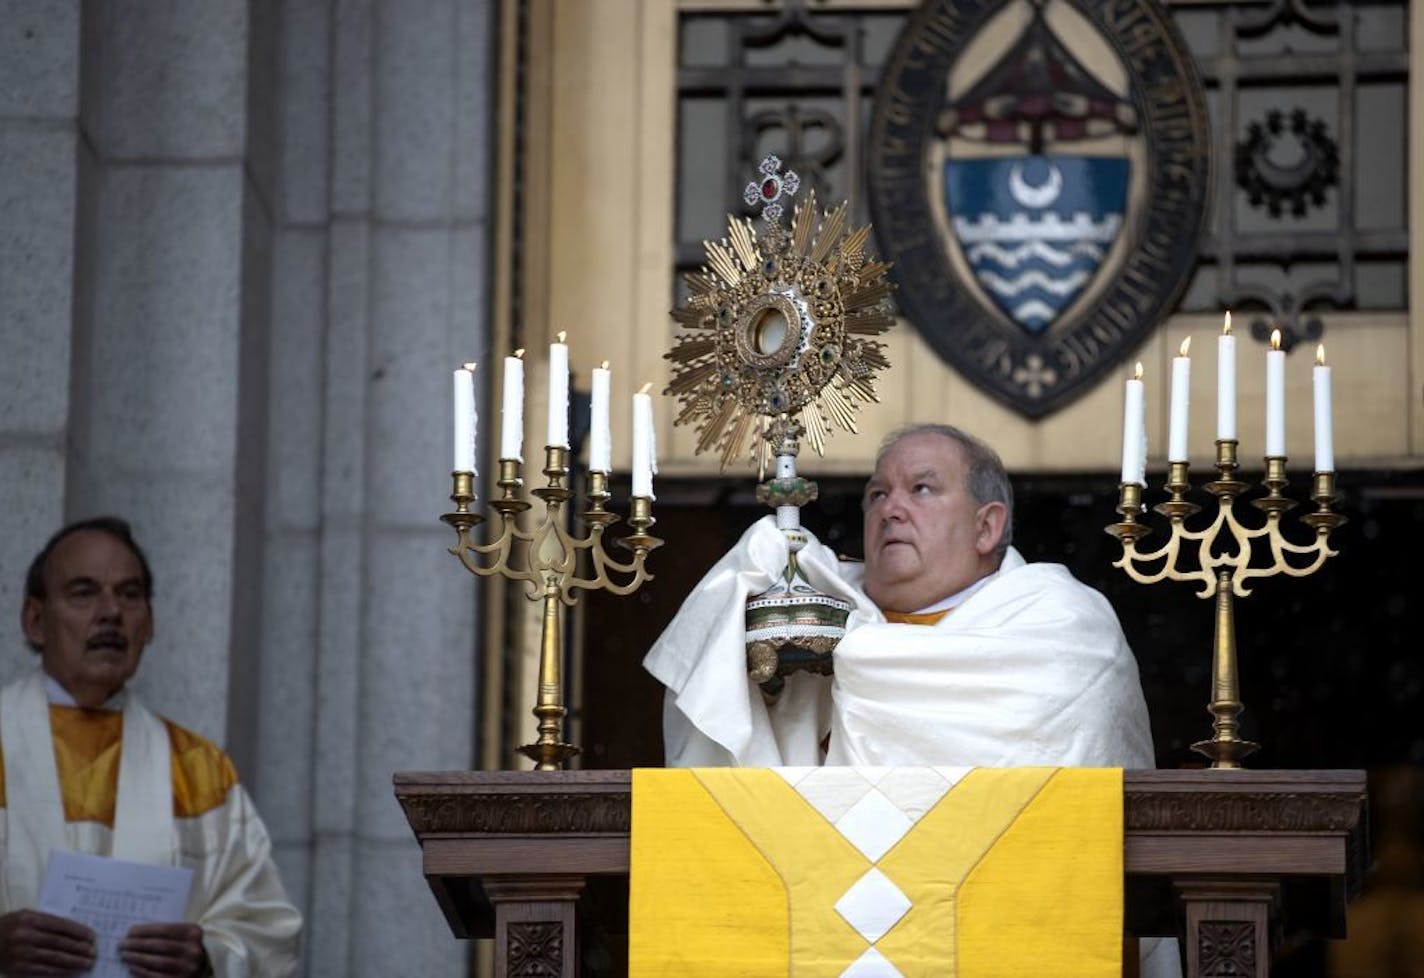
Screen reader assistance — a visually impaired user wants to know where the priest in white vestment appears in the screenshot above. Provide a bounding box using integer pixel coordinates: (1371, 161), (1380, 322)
(0, 518), (301, 978)
(645, 424), (1179, 977)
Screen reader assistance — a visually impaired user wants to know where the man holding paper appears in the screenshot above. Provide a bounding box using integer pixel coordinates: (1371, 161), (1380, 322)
(644, 424), (1177, 976)
(0, 518), (300, 977)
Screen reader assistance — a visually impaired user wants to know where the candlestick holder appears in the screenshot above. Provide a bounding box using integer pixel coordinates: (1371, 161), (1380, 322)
(1105, 440), (1345, 768)
(441, 449), (661, 770)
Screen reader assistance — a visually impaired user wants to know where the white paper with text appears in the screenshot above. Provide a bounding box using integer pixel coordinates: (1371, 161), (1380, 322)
(38, 850), (193, 978)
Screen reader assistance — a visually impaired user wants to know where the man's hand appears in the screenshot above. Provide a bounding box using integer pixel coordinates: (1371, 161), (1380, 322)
(0, 908), (96, 975)
(119, 922), (209, 977)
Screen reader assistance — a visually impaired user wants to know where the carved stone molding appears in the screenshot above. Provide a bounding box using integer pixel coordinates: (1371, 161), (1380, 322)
(1125, 791), (1362, 833)
(399, 792), (631, 835)
(507, 922), (563, 978)
(1199, 920), (1256, 976)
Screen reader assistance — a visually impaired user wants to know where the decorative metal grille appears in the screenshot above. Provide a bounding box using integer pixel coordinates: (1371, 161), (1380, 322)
(675, 0), (1409, 351)
(1191, 0), (1410, 350)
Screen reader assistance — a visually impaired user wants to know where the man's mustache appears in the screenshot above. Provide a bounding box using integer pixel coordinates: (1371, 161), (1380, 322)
(86, 631), (129, 652)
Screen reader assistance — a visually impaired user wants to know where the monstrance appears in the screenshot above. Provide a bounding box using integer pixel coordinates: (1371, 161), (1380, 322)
(665, 155), (896, 692)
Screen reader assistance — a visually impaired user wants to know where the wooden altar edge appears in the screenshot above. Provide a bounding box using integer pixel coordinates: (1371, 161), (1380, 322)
(393, 768), (1367, 941)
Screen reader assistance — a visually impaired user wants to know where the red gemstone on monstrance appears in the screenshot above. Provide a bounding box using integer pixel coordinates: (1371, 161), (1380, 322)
(762, 178), (779, 199)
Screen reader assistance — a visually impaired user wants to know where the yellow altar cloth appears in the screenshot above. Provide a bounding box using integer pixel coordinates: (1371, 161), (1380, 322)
(630, 766), (1121, 977)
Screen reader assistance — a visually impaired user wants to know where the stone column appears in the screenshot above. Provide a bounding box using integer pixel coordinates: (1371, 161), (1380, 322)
(0, 4), (493, 975)
(248, 0), (329, 929)
(0, 4), (80, 678)
(66, 1), (255, 743)
(307, 2), (488, 975)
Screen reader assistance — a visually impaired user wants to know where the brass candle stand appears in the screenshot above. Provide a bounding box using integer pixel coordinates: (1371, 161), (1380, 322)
(1105, 440), (1345, 769)
(441, 447), (662, 770)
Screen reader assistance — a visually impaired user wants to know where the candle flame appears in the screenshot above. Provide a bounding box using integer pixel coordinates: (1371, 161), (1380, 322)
(556, 330), (567, 344)
(1179, 336), (1191, 357)
(1223, 311), (1232, 335)
(514, 348), (525, 359)
(462, 362), (477, 372)
(1316, 343), (1326, 366)
(1270, 328), (1282, 351)
(601, 360), (610, 370)
(639, 382), (652, 395)
(1133, 361), (1143, 381)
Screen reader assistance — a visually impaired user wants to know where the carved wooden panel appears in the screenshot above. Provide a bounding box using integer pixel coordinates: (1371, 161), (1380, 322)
(400, 791), (631, 835)
(1125, 790), (1363, 832)
(1199, 920), (1256, 977)
(508, 921), (563, 978)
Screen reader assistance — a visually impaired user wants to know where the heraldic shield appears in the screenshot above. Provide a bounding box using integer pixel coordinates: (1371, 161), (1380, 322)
(945, 154), (1128, 334)
(868, 0), (1212, 418)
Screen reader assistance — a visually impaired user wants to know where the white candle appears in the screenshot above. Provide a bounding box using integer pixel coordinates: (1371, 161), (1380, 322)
(452, 363), (477, 473)
(1217, 312), (1236, 440)
(1266, 329), (1285, 457)
(632, 383), (654, 498)
(590, 361), (611, 472)
(547, 331), (569, 448)
(1313, 344), (1333, 472)
(500, 349), (525, 461)
(1120, 362), (1146, 486)
(1168, 336), (1191, 462)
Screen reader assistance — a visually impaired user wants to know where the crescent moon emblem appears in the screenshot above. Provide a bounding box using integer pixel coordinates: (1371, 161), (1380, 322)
(1008, 161), (1064, 209)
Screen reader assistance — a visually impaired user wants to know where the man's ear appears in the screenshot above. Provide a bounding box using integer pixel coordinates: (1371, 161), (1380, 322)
(974, 502), (1009, 557)
(22, 597), (45, 650)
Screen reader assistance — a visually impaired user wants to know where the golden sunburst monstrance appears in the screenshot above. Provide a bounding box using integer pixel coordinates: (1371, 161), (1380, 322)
(665, 157), (896, 469)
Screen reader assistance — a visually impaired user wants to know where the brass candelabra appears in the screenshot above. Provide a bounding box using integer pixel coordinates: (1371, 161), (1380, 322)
(1105, 440), (1345, 768)
(441, 447), (661, 770)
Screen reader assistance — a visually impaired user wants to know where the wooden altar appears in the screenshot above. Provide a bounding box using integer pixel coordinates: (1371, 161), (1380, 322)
(394, 769), (1367, 977)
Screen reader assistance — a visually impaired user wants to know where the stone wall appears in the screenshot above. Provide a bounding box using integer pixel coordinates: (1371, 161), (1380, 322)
(0, 2), (492, 975)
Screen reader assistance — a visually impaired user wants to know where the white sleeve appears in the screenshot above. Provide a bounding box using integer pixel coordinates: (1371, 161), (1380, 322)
(645, 516), (857, 767)
(187, 786), (302, 978)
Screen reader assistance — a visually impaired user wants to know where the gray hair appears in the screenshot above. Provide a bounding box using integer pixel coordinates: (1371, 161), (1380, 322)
(873, 423), (1014, 556)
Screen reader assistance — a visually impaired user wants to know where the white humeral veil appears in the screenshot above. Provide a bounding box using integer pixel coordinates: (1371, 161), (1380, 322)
(644, 516), (1179, 978)
(645, 516), (1155, 768)
(0, 668), (301, 977)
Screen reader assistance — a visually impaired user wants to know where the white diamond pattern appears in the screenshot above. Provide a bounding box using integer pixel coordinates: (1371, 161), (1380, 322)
(791, 767), (875, 824)
(834, 868), (912, 944)
(835, 788), (914, 862)
(856, 766), (894, 786)
(932, 765), (973, 786)
(773, 766), (817, 789)
(874, 768), (954, 822)
(791, 768), (974, 978)
(840, 946), (906, 978)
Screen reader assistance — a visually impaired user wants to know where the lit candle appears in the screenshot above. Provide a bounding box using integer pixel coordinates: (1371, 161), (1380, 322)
(1266, 329), (1285, 457)
(590, 361), (611, 473)
(632, 382), (655, 498)
(500, 349), (525, 461)
(1168, 336), (1191, 463)
(1120, 361), (1146, 486)
(452, 362), (477, 474)
(1217, 312), (1236, 440)
(1313, 344), (1333, 473)
(548, 331), (569, 448)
